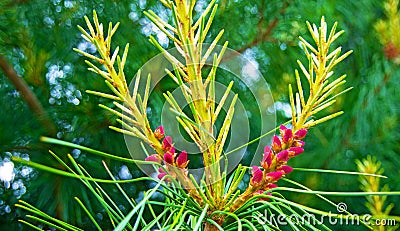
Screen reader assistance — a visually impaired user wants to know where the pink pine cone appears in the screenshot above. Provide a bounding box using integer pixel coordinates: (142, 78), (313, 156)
(163, 151), (174, 165)
(262, 146), (273, 169)
(271, 135), (282, 152)
(279, 124), (288, 132)
(176, 150), (189, 168)
(157, 167), (168, 181)
(278, 165), (293, 174)
(282, 128), (293, 143)
(266, 183), (277, 189)
(293, 140), (305, 147)
(251, 166), (263, 186)
(162, 136), (173, 151)
(157, 172), (167, 180)
(154, 125), (165, 140)
(288, 147), (304, 156)
(294, 128), (308, 139)
(145, 154), (161, 163)
(266, 171), (283, 181)
(276, 150), (289, 162)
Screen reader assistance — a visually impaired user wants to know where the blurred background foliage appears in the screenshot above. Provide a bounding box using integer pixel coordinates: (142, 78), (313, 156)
(0, 0), (398, 230)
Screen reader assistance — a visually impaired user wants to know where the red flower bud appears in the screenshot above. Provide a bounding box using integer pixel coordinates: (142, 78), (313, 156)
(276, 150), (289, 162)
(293, 140), (305, 147)
(282, 129), (293, 143)
(263, 183), (277, 191)
(266, 171), (283, 182)
(157, 167), (169, 181)
(163, 152), (174, 165)
(262, 146), (273, 169)
(251, 166), (263, 186)
(294, 128), (307, 139)
(252, 165), (260, 174)
(254, 190), (271, 201)
(384, 42), (400, 59)
(154, 126), (165, 140)
(145, 154), (162, 163)
(271, 135), (282, 152)
(162, 136), (173, 151)
(168, 146), (175, 155)
(254, 189), (264, 195)
(288, 147), (304, 156)
(176, 150), (189, 168)
(264, 145), (272, 155)
(157, 172), (167, 180)
(266, 183), (277, 189)
(279, 124), (288, 133)
(278, 165), (293, 174)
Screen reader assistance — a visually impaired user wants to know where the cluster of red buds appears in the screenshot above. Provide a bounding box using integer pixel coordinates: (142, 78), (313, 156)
(145, 126), (189, 181)
(384, 42), (400, 60)
(250, 125), (308, 198)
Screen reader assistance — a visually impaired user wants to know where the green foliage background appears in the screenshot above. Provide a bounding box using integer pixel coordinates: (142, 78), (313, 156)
(0, 0), (398, 230)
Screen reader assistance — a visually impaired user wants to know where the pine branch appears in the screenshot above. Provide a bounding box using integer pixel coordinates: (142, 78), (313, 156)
(236, 0), (292, 53)
(0, 54), (56, 136)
